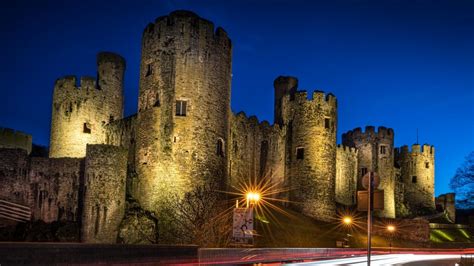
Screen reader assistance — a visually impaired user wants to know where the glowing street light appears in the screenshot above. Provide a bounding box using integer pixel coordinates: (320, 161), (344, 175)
(342, 216), (352, 226)
(245, 191), (261, 207)
(387, 224), (396, 252)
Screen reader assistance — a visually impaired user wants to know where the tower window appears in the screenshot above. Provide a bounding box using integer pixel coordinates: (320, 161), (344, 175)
(380, 145), (387, 155)
(361, 167), (368, 176)
(83, 123), (91, 134)
(425, 162), (430, 168)
(216, 139), (224, 157)
(324, 118), (330, 129)
(176, 100), (187, 116)
(145, 63), (152, 77)
(296, 147), (304, 160)
(412, 176), (417, 183)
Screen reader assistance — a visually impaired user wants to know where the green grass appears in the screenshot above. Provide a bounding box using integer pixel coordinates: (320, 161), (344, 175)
(252, 207), (426, 248)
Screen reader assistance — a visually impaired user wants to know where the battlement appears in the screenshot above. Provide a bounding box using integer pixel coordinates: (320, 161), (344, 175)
(143, 10), (231, 48)
(395, 144), (435, 157)
(342, 126), (394, 142)
(0, 127), (32, 154)
(54, 76), (100, 91)
(285, 89), (337, 109)
(234, 111), (282, 132)
(337, 144), (358, 155)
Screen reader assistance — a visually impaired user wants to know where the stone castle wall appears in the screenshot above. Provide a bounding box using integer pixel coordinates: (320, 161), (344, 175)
(279, 86), (338, 221)
(0, 149), (30, 206)
(335, 145), (358, 206)
(229, 112), (286, 199)
(395, 144), (435, 212)
(0, 10), (440, 244)
(0, 148), (82, 223)
(342, 126), (396, 218)
(134, 11), (232, 217)
(82, 145), (127, 243)
(435, 193), (455, 222)
(49, 52), (125, 158)
(0, 128), (32, 154)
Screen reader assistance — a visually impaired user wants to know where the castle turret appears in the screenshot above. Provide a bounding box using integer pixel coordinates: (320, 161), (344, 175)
(395, 144), (435, 213)
(134, 11), (232, 217)
(280, 88), (338, 221)
(49, 52), (125, 158)
(274, 76), (298, 126)
(342, 126), (396, 218)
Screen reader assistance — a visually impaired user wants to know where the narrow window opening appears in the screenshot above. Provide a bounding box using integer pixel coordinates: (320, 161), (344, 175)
(96, 71), (101, 90)
(233, 140), (238, 153)
(94, 205), (100, 236)
(380, 145), (387, 155)
(153, 94), (160, 107)
(296, 147), (304, 160)
(324, 118), (330, 129)
(425, 162), (430, 168)
(412, 176), (417, 183)
(361, 167), (368, 176)
(83, 123), (91, 134)
(145, 63), (153, 77)
(176, 100), (187, 116)
(259, 140), (269, 178)
(216, 139), (224, 157)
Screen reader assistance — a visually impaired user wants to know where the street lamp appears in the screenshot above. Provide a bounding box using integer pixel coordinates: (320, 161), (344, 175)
(342, 216), (352, 226)
(245, 191), (261, 207)
(341, 216), (353, 247)
(387, 225), (396, 253)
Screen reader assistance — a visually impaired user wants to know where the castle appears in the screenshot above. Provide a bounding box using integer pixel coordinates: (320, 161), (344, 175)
(0, 10), (436, 243)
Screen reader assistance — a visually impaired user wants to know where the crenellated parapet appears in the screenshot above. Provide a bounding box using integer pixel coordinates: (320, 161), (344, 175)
(143, 10), (231, 51)
(337, 144), (358, 155)
(342, 126), (394, 145)
(395, 144), (435, 160)
(0, 127), (32, 154)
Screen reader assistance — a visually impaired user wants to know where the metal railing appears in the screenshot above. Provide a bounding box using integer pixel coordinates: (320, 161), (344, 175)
(0, 199), (31, 222)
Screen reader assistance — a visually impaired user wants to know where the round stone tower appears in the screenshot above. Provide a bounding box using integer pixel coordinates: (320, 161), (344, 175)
(277, 82), (338, 222)
(134, 11), (232, 214)
(49, 52), (125, 158)
(342, 126), (396, 218)
(395, 144), (435, 212)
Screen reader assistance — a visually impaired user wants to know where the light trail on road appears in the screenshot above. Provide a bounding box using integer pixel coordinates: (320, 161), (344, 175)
(286, 254), (462, 265)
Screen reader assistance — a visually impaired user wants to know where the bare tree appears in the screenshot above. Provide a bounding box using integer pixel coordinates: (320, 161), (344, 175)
(159, 184), (233, 247)
(450, 151), (474, 209)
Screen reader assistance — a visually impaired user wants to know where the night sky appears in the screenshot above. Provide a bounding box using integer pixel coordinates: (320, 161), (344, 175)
(1, 0), (473, 196)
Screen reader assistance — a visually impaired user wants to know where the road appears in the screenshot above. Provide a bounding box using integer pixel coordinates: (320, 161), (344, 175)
(286, 254), (463, 265)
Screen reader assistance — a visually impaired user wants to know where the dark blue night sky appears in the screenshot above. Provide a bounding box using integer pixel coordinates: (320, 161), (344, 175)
(0, 0), (473, 196)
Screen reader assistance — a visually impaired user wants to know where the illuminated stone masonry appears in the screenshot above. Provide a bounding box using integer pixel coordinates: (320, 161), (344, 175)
(0, 10), (436, 243)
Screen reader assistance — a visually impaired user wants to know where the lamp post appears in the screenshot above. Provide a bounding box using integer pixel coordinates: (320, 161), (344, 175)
(387, 225), (396, 253)
(342, 216), (353, 247)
